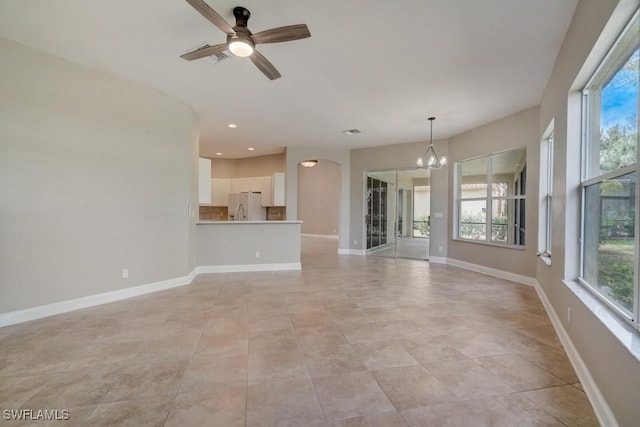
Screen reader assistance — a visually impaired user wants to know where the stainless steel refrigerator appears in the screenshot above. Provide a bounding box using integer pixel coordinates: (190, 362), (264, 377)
(228, 192), (266, 221)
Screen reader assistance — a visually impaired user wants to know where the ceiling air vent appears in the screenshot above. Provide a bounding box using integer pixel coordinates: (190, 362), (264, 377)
(195, 44), (230, 65)
(342, 129), (362, 135)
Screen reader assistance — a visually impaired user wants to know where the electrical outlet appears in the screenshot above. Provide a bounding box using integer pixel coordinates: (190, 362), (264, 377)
(567, 307), (571, 323)
(122, 269), (129, 279)
(438, 246), (443, 252)
(255, 250), (260, 258)
(353, 240), (357, 245)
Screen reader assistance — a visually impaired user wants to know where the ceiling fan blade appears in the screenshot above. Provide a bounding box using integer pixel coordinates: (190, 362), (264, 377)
(252, 24), (311, 44)
(180, 43), (227, 61)
(185, 0), (234, 34)
(250, 50), (281, 80)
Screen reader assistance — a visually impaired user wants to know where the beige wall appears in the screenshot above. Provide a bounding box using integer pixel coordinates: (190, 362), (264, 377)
(447, 107), (539, 277)
(0, 37), (199, 313)
(285, 147), (351, 251)
(536, 1), (640, 425)
(298, 160), (341, 236)
(210, 153), (285, 178)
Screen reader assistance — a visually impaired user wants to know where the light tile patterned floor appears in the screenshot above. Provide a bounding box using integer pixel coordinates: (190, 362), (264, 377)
(0, 237), (599, 426)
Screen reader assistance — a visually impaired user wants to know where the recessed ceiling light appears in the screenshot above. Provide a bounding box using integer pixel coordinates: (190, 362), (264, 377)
(228, 123), (237, 128)
(248, 147), (255, 151)
(216, 152), (223, 156)
(342, 129), (362, 135)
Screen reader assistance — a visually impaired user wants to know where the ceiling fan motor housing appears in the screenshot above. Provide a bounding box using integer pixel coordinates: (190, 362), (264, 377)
(233, 7), (251, 28)
(228, 6), (254, 52)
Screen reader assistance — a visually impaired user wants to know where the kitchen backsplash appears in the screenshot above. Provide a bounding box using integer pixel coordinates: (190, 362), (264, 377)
(266, 206), (286, 221)
(200, 206), (228, 221)
(200, 205), (286, 221)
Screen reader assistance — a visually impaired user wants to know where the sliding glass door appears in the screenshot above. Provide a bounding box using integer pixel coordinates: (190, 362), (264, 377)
(366, 168), (430, 259)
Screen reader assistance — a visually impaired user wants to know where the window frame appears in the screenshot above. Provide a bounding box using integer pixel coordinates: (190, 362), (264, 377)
(454, 148), (527, 248)
(578, 10), (639, 329)
(539, 131), (554, 262)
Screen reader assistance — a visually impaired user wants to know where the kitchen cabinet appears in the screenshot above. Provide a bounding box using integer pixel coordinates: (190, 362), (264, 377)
(231, 177), (260, 193)
(230, 177), (246, 193)
(272, 172), (285, 206)
(214, 173), (286, 207)
(211, 178), (231, 206)
(198, 158), (212, 204)
(257, 176), (272, 206)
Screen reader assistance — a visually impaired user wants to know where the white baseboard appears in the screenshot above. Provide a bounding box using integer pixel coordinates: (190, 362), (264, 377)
(301, 233), (339, 240)
(196, 263), (301, 274)
(338, 248), (365, 255)
(533, 281), (618, 427)
(446, 258), (537, 287)
(0, 262), (301, 328)
(0, 273), (195, 328)
(428, 256), (447, 264)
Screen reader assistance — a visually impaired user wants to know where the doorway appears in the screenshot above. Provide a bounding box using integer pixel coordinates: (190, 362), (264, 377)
(365, 168), (430, 259)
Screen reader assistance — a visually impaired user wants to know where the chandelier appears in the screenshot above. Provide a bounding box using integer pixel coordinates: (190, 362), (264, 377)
(417, 117), (446, 169)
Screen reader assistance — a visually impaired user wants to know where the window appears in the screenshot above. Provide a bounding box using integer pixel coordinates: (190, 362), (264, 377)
(455, 147), (527, 247)
(580, 11), (639, 324)
(539, 131), (554, 260)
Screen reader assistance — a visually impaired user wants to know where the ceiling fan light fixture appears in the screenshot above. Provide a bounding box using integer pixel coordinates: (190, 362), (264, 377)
(182, 2), (311, 79)
(300, 160), (318, 168)
(228, 36), (254, 57)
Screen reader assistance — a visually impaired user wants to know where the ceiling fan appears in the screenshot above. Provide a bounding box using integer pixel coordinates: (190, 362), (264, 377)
(180, 0), (311, 80)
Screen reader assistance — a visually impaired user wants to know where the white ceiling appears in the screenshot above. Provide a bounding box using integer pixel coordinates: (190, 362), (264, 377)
(0, 0), (578, 159)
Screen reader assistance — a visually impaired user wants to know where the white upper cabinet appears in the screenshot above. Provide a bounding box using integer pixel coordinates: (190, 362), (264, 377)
(272, 172), (285, 206)
(230, 177), (259, 193)
(212, 178), (231, 206)
(211, 173), (285, 206)
(257, 176), (272, 206)
(198, 158), (212, 204)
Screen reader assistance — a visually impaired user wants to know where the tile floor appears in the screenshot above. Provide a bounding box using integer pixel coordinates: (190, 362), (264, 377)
(0, 237), (599, 426)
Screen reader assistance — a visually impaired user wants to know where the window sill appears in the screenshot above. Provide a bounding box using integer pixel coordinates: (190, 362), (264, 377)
(452, 238), (526, 250)
(537, 252), (552, 266)
(563, 280), (640, 363)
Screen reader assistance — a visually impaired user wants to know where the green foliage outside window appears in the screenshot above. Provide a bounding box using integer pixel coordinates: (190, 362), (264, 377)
(600, 116), (638, 171)
(595, 114), (637, 314)
(413, 215), (430, 236)
(459, 212), (507, 241)
(598, 241), (634, 312)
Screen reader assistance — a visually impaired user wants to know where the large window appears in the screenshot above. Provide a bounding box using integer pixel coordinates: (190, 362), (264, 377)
(580, 11), (639, 324)
(455, 147), (527, 246)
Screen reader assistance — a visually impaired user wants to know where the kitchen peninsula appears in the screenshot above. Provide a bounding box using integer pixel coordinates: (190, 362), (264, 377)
(196, 153), (300, 272)
(196, 220), (302, 272)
